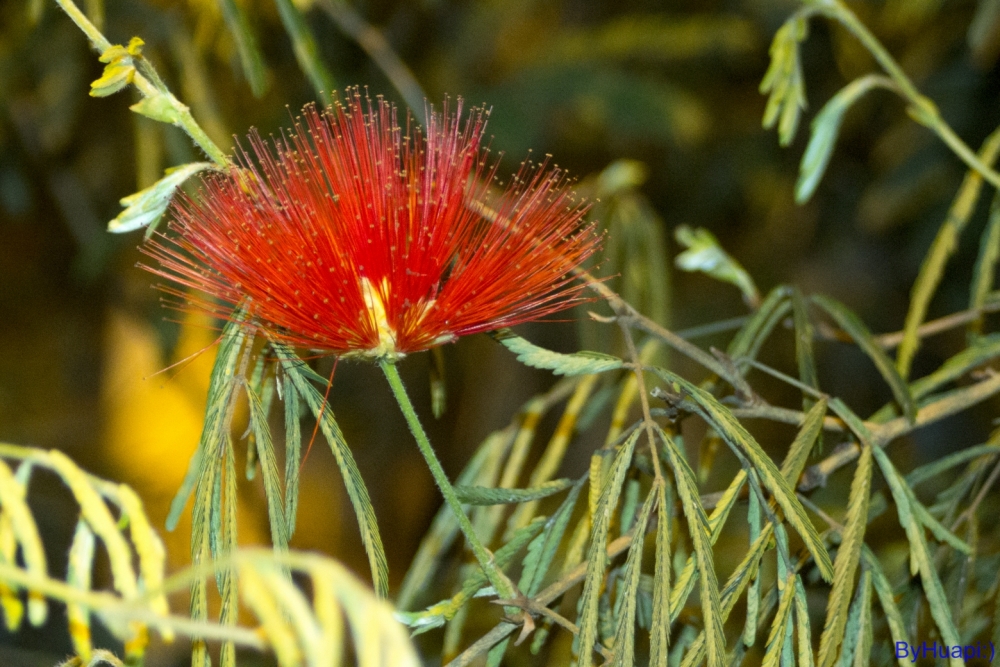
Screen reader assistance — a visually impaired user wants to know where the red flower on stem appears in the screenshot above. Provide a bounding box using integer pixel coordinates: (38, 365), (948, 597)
(143, 89), (601, 359)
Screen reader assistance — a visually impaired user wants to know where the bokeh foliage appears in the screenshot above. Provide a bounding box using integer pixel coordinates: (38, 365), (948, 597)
(4, 0), (1000, 666)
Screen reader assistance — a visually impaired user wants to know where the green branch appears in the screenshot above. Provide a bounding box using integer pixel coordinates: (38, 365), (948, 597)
(380, 360), (517, 601)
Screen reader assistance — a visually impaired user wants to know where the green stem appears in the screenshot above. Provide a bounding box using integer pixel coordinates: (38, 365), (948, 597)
(54, 0), (230, 168)
(819, 0), (1000, 190)
(379, 359), (516, 600)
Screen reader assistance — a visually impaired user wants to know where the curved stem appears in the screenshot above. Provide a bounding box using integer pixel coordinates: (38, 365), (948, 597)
(54, 0), (230, 168)
(379, 359), (516, 600)
(819, 0), (1000, 189)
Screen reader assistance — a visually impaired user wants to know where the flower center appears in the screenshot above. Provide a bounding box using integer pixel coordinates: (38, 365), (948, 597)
(360, 276), (400, 359)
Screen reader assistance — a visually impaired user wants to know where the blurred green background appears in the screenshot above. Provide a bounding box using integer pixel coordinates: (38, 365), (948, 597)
(2, 0), (1000, 663)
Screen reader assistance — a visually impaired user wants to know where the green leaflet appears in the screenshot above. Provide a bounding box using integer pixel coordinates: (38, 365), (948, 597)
(781, 398), (828, 484)
(970, 193), (1000, 338)
(669, 469), (745, 621)
(167, 313), (247, 532)
(742, 485), (762, 647)
(906, 442), (1000, 488)
(108, 161), (215, 234)
(897, 124), (1000, 379)
(519, 478), (586, 597)
(658, 428), (726, 667)
(862, 546), (909, 667)
(909, 333), (1000, 402)
(812, 294), (917, 423)
(678, 528), (771, 667)
(836, 570), (873, 667)
(246, 383), (289, 551)
(817, 441), (872, 667)
(217, 0), (268, 97)
(272, 343), (389, 598)
(283, 375), (302, 538)
(760, 12), (809, 147)
(577, 430), (640, 667)
(453, 478), (574, 505)
(610, 484), (657, 667)
(650, 368), (835, 581)
(273, 0), (334, 103)
(796, 75), (892, 203)
(219, 440), (238, 667)
(675, 225), (760, 307)
(0, 460), (48, 626)
(792, 288), (821, 408)
(870, 444), (964, 666)
(648, 480), (671, 667)
(491, 329), (624, 376)
(762, 575), (796, 667)
(794, 575), (815, 667)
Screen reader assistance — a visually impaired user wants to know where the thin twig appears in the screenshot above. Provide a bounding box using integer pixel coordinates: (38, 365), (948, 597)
(618, 321), (664, 482)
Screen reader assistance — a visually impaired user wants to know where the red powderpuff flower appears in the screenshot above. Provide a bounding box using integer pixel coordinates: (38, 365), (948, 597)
(142, 89), (601, 359)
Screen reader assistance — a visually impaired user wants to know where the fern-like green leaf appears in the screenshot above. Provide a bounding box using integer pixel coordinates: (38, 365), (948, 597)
(492, 329), (623, 376)
(817, 441), (872, 667)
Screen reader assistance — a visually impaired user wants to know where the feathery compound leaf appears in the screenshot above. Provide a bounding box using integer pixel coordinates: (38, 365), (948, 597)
(648, 480), (671, 667)
(651, 368), (834, 581)
(970, 193), (1000, 338)
(862, 547), (909, 667)
(762, 575), (797, 667)
(675, 225), (760, 307)
(454, 478), (574, 505)
(836, 571), (873, 667)
(897, 125), (1000, 379)
(742, 484), (761, 647)
(908, 333), (1000, 402)
(273, 344), (389, 598)
(167, 313), (247, 532)
(794, 576), (815, 667)
(792, 288), (820, 401)
(817, 442), (872, 667)
(796, 75), (892, 204)
(781, 398), (827, 484)
(870, 445), (964, 665)
(246, 383), (288, 551)
(611, 485), (657, 667)
(669, 470), (746, 622)
(492, 329), (623, 376)
(658, 428), (726, 667)
(108, 162), (215, 233)
(519, 478), (585, 596)
(577, 430), (639, 667)
(679, 528), (771, 667)
(812, 295), (917, 423)
(761, 13), (809, 146)
(282, 375), (302, 538)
